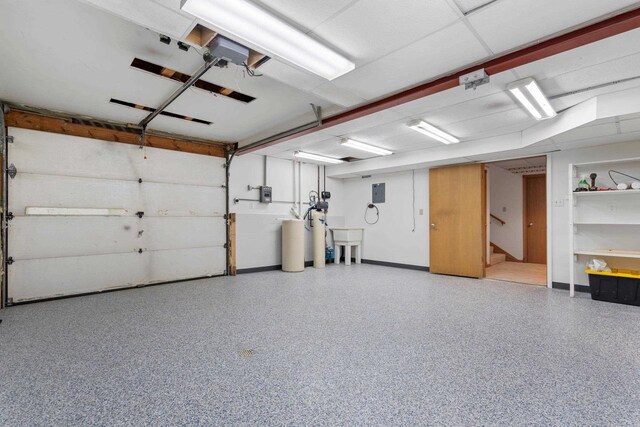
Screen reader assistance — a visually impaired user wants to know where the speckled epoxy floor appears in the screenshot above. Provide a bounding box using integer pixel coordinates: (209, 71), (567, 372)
(1, 264), (639, 426)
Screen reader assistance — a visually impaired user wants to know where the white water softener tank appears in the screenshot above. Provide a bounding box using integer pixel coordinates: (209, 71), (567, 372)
(281, 219), (305, 272)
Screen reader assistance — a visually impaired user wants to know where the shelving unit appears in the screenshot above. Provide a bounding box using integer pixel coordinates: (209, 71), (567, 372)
(572, 190), (640, 196)
(574, 249), (640, 259)
(569, 157), (640, 297)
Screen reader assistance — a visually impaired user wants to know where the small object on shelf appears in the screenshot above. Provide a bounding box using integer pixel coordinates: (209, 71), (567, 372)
(589, 173), (598, 191)
(632, 182), (640, 190)
(586, 258), (611, 273)
(609, 169), (640, 189)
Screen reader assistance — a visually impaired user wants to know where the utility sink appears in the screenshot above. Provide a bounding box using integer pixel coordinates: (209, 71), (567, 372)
(330, 227), (363, 242)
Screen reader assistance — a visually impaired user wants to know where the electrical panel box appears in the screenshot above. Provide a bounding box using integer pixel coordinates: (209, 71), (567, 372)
(260, 186), (272, 203)
(372, 183), (385, 203)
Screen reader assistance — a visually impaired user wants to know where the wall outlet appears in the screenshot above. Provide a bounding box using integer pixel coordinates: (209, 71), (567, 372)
(419, 209), (424, 216)
(554, 199), (565, 207)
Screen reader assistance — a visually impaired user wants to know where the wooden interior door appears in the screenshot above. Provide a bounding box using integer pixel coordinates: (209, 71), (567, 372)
(523, 174), (547, 264)
(429, 164), (486, 278)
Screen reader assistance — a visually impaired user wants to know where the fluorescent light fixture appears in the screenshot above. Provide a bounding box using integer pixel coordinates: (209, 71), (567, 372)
(407, 120), (460, 144)
(181, 0), (355, 80)
(294, 151), (343, 164)
(340, 139), (392, 156)
(507, 78), (556, 120)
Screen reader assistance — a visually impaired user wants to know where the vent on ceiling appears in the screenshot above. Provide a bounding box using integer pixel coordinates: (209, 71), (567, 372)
(130, 58), (256, 103)
(109, 98), (212, 125)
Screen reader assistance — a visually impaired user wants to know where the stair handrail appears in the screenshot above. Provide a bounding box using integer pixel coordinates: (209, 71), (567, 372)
(490, 213), (506, 225)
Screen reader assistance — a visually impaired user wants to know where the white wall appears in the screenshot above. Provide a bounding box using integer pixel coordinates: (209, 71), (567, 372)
(232, 140), (640, 287)
(342, 169), (429, 267)
(229, 154), (344, 270)
(487, 164), (524, 260)
(550, 139), (640, 286)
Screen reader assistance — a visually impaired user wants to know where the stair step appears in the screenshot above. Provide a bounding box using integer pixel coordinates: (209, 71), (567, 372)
(490, 245), (495, 255)
(490, 252), (506, 265)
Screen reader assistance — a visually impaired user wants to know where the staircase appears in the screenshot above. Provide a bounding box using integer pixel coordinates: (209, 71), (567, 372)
(490, 245), (506, 266)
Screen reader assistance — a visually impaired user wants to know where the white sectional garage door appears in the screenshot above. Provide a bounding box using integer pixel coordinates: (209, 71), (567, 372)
(7, 128), (227, 302)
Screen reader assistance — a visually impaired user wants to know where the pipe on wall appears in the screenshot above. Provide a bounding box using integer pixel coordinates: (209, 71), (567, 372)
(298, 161), (302, 216)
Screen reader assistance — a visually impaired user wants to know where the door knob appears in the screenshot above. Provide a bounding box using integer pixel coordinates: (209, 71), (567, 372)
(430, 223), (437, 229)
(528, 222), (533, 227)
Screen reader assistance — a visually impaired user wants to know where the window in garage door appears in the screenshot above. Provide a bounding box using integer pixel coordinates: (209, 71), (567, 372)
(6, 127), (227, 303)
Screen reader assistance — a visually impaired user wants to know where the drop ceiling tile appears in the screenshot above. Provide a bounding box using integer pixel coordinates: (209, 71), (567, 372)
(467, 0), (639, 54)
(511, 28), (640, 82)
(542, 53), (640, 96)
(300, 138), (378, 159)
(312, 82), (366, 108)
(80, 0), (194, 38)
(253, 0), (356, 32)
(452, 0), (498, 14)
(554, 131), (640, 150)
(348, 120), (414, 142)
(553, 122), (619, 143)
(332, 22), (490, 100)
(311, 0), (459, 64)
(620, 117), (640, 134)
(259, 60), (327, 92)
(422, 92), (517, 126)
(445, 108), (532, 140)
(253, 130), (336, 152)
(380, 131), (443, 152)
(322, 109), (405, 137)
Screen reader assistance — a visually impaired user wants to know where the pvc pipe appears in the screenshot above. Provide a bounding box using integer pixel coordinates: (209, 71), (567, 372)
(312, 210), (325, 269)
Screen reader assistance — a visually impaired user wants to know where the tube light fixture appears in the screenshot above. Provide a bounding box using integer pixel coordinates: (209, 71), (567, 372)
(180, 0), (355, 80)
(340, 139), (392, 156)
(407, 120), (460, 144)
(294, 151), (344, 164)
(507, 78), (556, 120)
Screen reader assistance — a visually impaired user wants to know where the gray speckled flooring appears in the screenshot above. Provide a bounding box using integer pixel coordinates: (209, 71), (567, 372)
(1, 265), (639, 426)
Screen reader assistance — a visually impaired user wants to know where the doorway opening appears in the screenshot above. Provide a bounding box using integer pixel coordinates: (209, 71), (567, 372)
(485, 156), (547, 286)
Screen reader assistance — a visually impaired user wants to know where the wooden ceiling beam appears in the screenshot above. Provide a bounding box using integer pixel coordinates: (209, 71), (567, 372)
(4, 110), (230, 158)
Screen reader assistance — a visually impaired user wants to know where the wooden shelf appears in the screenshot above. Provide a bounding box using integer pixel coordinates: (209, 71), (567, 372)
(574, 249), (640, 259)
(573, 222), (640, 225)
(573, 190), (640, 196)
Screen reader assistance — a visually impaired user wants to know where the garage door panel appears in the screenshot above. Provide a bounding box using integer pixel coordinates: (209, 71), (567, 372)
(8, 216), (141, 259)
(10, 175), (226, 217)
(8, 128), (142, 180)
(8, 247), (226, 302)
(145, 217), (226, 250)
(7, 128), (228, 301)
(141, 182), (226, 217)
(9, 216), (227, 260)
(141, 146), (226, 186)
(8, 253), (148, 302)
(147, 247), (226, 283)
(9, 174), (139, 214)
